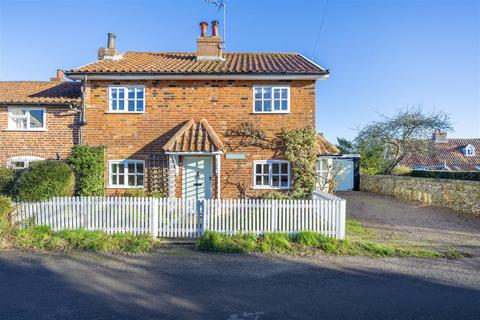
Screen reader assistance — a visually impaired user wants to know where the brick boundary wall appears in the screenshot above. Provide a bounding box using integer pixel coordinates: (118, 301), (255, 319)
(360, 174), (480, 216)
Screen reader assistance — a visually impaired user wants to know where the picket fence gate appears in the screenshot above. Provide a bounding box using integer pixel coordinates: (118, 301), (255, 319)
(14, 193), (346, 239)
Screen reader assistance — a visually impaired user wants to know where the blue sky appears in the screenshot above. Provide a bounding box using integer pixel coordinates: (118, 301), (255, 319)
(0, 0), (478, 142)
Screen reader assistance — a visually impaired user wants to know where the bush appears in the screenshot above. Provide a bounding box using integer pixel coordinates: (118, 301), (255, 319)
(14, 161), (75, 201)
(409, 170), (480, 181)
(123, 189), (165, 198)
(14, 226), (161, 253)
(0, 196), (14, 244)
(0, 168), (16, 195)
(392, 165), (412, 176)
(68, 145), (105, 196)
(196, 231), (257, 253)
(257, 233), (292, 253)
(261, 190), (291, 200)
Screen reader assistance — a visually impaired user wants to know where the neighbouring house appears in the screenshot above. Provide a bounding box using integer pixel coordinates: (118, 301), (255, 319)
(400, 130), (480, 171)
(1, 20), (343, 198)
(0, 73), (81, 169)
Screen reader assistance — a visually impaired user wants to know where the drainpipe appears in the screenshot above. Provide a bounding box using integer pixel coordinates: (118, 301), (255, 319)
(216, 154), (221, 199)
(79, 74), (87, 145)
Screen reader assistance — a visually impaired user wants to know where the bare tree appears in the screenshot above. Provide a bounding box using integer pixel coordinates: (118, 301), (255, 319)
(355, 106), (453, 174)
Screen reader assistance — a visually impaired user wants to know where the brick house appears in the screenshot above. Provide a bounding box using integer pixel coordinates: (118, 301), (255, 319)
(1, 21), (338, 198)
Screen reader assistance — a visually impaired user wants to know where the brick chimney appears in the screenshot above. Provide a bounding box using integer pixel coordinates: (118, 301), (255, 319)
(196, 20), (223, 60)
(432, 129), (448, 143)
(98, 33), (120, 60)
(50, 69), (64, 82)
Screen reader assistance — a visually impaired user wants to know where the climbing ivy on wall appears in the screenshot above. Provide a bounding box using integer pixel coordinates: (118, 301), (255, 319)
(226, 122), (318, 199)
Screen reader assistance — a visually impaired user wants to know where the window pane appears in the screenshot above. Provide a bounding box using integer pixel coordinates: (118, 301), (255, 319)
(254, 100), (262, 112)
(136, 100), (144, 112)
(128, 163), (136, 173)
(13, 118), (27, 129)
(118, 88), (125, 99)
(272, 163), (279, 174)
(254, 88), (262, 99)
(281, 100), (288, 110)
(281, 89), (288, 99)
(263, 164), (269, 173)
(263, 100), (271, 112)
(263, 176), (269, 185)
(272, 176), (279, 187)
(29, 110), (44, 128)
(255, 175), (262, 185)
(128, 175), (135, 186)
(281, 176), (289, 187)
(112, 175), (117, 185)
(118, 100), (125, 110)
(118, 175), (125, 185)
(111, 164), (118, 174)
(128, 88), (135, 99)
(128, 100), (135, 111)
(112, 100), (117, 110)
(255, 164), (262, 174)
(118, 164), (125, 173)
(137, 88), (144, 99)
(274, 100), (280, 110)
(111, 88), (117, 98)
(11, 109), (26, 116)
(136, 163), (144, 173)
(281, 163), (289, 173)
(263, 87), (271, 99)
(137, 175), (144, 186)
(273, 88), (280, 99)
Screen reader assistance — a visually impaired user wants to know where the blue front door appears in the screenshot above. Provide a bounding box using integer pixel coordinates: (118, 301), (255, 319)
(182, 156), (213, 200)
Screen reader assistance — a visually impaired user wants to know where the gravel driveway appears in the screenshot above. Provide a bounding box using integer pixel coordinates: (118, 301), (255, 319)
(0, 247), (479, 320)
(339, 191), (480, 254)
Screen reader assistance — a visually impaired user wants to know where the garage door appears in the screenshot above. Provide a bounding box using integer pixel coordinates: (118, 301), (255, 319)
(335, 159), (354, 191)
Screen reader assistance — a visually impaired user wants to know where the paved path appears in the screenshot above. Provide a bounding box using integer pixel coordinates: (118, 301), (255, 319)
(339, 191), (480, 254)
(0, 247), (479, 320)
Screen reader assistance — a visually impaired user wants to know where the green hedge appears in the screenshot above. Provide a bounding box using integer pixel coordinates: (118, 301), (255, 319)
(15, 161), (75, 201)
(0, 168), (16, 195)
(0, 196), (14, 242)
(410, 170), (480, 181)
(68, 145), (105, 196)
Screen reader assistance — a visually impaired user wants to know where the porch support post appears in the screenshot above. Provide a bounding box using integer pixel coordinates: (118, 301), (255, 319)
(215, 154), (221, 199)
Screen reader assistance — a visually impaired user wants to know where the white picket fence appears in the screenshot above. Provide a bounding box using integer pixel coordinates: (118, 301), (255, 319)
(14, 192), (346, 239)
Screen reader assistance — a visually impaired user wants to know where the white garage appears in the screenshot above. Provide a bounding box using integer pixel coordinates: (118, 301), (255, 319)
(317, 155), (360, 192)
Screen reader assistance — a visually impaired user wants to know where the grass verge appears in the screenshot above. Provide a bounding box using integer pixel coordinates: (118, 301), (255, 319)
(196, 231), (464, 259)
(14, 226), (161, 253)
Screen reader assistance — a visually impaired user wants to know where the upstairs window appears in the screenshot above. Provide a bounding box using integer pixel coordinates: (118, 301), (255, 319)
(7, 107), (45, 130)
(109, 160), (145, 188)
(464, 144), (475, 157)
(253, 160), (290, 189)
(253, 86), (290, 113)
(109, 86), (145, 112)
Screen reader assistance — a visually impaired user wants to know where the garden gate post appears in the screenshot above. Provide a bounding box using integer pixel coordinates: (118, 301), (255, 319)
(150, 197), (159, 238)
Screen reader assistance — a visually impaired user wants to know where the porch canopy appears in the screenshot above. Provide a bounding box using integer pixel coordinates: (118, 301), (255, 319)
(163, 118), (224, 153)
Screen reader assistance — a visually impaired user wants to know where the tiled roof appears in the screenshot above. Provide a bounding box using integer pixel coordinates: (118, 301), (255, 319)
(163, 118), (224, 153)
(0, 81), (81, 105)
(400, 139), (480, 171)
(67, 52), (327, 75)
(317, 134), (340, 155)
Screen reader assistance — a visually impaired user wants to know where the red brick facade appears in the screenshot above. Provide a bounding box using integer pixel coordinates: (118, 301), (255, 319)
(0, 106), (79, 165)
(83, 79), (316, 198)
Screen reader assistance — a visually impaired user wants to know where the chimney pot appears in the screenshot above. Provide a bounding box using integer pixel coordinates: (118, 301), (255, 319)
(99, 32), (119, 60)
(107, 32), (116, 49)
(199, 22), (208, 37)
(211, 20), (219, 37)
(432, 130), (448, 143)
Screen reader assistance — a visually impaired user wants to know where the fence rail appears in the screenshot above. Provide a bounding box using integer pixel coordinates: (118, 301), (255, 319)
(14, 193), (346, 239)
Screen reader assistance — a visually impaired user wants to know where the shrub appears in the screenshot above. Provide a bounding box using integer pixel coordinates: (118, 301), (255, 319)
(409, 170), (480, 181)
(196, 231), (257, 253)
(261, 190), (291, 200)
(0, 196), (14, 245)
(392, 165), (412, 176)
(258, 233), (292, 253)
(14, 161), (75, 201)
(0, 168), (16, 195)
(68, 145), (105, 196)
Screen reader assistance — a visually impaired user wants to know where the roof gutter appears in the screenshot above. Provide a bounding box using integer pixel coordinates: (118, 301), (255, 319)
(0, 101), (81, 107)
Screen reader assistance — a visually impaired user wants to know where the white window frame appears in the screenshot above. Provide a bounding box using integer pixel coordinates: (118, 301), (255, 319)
(108, 160), (145, 188)
(6, 156), (44, 170)
(464, 144), (475, 157)
(252, 160), (291, 190)
(252, 85), (290, 114)
(7, 107), (46, 131)
(108, 85), (146, 113)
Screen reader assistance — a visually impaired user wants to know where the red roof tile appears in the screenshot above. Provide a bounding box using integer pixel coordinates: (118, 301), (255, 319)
(67, 52), (327, 75)
(0, 81), (81, 105)
(163, 118), (223, 153)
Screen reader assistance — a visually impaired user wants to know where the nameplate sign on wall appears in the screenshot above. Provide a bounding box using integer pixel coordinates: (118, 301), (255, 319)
(225, 153), (246, 160)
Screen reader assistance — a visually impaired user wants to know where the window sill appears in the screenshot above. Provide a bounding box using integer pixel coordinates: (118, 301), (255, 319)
(3, 128), (48, 132)
(106, 186), (145, 189)
(105, 111), (145, 114)
(252, 186), (291, 190)
(252, 111), (290, 114)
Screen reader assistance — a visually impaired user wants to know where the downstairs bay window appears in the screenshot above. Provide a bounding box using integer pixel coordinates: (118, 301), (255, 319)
(109, 160), (145, 188)
(253, 160), (290, 189)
